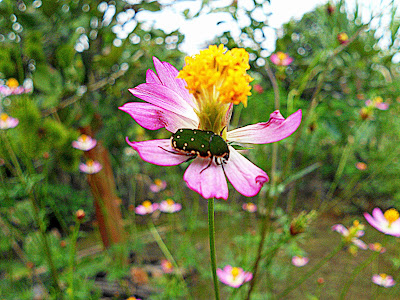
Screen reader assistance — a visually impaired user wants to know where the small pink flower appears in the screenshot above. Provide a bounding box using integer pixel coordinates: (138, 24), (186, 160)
(135, 200), (159, 215)
(159, 199), (182, 213)
(270, 51), (293, 66)
(242, 202), (257, 213)
(0, 78), (30, 96)
(161, 259), (174, 273)
(291, 256), (309, 267)
(0, 113), (19, 129)
(79, 159), (102, 174)
(217, 265), (252, 288)
(364, 208), (400, 237)
(368, 243), (386, 253)
(332, 221), (367, 250)
(372, 274), (395, 287)
(253, 84), (264, 94)
(365, 96), (389, 110)
(337, 32), (349, 44)
(355, 162), (367, 170)
(149, 179), (167, 193)
(72, 134), (97, 151)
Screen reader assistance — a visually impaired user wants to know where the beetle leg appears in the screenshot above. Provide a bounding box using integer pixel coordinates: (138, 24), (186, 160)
(200, 158), (213, 174)
(158, 146), (194, 157)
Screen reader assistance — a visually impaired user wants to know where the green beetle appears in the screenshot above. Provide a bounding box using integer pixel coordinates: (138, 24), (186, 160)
(171, 128), (230, 165)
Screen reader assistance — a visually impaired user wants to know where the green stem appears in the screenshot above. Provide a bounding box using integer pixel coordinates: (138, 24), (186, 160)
(68, 220), (82, 299)
(277, 241), (344, 299)
(208, 198), (220, 300)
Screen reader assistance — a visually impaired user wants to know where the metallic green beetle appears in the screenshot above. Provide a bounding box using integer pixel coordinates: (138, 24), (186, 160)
(171, 128), (230, 165)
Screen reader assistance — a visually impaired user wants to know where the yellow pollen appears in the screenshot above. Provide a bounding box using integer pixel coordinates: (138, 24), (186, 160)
(142, 200), (152, 208)
(374, 96), (383, 104)
(276, 51), (288, 61)
(166, 199), (175, 206)
(1, 113), (9, 122)
(380, 273), (387, 279)
(353, 220), (360, 227)
(384, 208), (399, 225)
(154, 178), (163, 186)
(6, 78), (19, 88)
(231, 267), (240, 279)
(338, 32), (349, 41)
(79, 134), (88, 142)
(86, 159), (94, 166)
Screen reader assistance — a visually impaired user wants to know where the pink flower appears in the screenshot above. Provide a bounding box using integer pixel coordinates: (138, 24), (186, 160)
(79, 159), (102, 174)
(159, 199), (182, 213)
(253, 84), (264, 94)
(242, 202), (257, 213)
(291, 256), (309, 267)
(161, 259), (174, 273)
(355, 162), (367, 170)
(149, 179), (167, 193)
(72, 134), (97, 151)
(372, 274), (395, 287)
(365, 96), (389, 110)
(216, 265), (252, 288)
(368, 243), (386, 253)
(364, 208), (400, 237)
(331, 221), (367, 250)
(0, 78), (31, 96)
(119, 57), (302, 200)
(0, 113), (19, 129)
(135, 200), (159, 215)
(270, 51), (293, 66)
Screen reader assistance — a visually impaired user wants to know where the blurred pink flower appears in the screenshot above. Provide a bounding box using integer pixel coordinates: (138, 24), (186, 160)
(79, 159), (102, 174)
(0, 113), (19, 129)
(332, 221), (367, 250)
(119, 57), (302, 199)
(149, 178), (167, 193)
(135, 200), (159, 215)
(270, 51), (293, 66)
(355, 162), (367, 171)
(372, 274), (395, 287)
(161, 259), (174, 273)
(0, 78), (31, 96)
(368, 243), (386, 253)
(364, 208), (400, 237)
(291, 256), (309, 267)
(159, 199), (182, 213)
(217, 265), (252, 288)
(337, 32), (349, 44)
(365, 96), (389, 110)
(242, 202), (257, 213)
(72, 134), (97, 151)
(253, 84), (264, 94)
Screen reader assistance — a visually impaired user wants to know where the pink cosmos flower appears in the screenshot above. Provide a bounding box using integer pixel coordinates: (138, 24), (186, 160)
(216, 265), (252, 288)
(242, 202), (257, 213)
(0, 78), (31, 96)
(331, 221), (367, 250)
(372, 274), (396, 287)
(161, 259), (174, 273)
(149, 179), (167, 193)
(135, 200), (159, 215)
(291, 256), (309, 267)
(0, 113), (19, 129)
(270, 51), (294, 66)
(364, 208), (400, 237)
(79, 159), (102, 174)
(368, 243), (386, 253)
(253, 84), (264, 94)
(365, 96), (389, 110)
(72, 134), (97, 151)
(159, 199), (182, 213)
(119, 57), (302, 200)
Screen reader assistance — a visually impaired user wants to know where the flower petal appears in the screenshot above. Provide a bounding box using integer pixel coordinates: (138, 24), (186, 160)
(227, 109), (302, 144)
(224, 148), (269, 197)
(183, 157), (228, 200)
(119, 102), (197, 132)
(146, 69), (162, 84)
(371, 208), (386, 223)
(128, 83), (198, 123)
(126, 138), (191, 166)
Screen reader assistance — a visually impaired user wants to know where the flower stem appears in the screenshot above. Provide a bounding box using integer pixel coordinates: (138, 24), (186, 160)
(208, 197), (220, 300)
(68, 220), (82, 299)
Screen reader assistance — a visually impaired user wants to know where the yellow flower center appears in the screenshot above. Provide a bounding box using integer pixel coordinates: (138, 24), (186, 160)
(338, 32), (349, 41)
(178, 44), (253, 133)
(0, 113), (9, 122)
(166, 199), (175, 206)
(154, 178), (163, 187)
(384, 208), (399, 225)
(6, 78), (19, 88)
(231, 267), (240, 279)
(374, 96), (383, 104)
(86, 159), (94, 166)
(372, 243), (382, 251)
(79, 134), (88, 142)
(142, 200), (152, 208)
(276, 51), (288, 61)
(380, 273), (387, 279)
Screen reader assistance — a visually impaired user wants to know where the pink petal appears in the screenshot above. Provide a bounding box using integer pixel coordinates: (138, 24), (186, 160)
(119, 102), (197, 132)
(227, 109), (302, 144)
(224, 148), (268, 197)
(371, 208), (387, 223)
(270, 54), (280, 65)
(146, 69), (162, 84)
(376, 103), (389, 110)
(126, 138), (191, 166)
(128, 83), (198, 123)
(282, 57), (294, 66)
(183, 157), (228, 200)
(331, 224), (348, 236)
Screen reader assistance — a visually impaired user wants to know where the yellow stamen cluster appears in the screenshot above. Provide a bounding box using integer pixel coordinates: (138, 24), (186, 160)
(384, 208), (399, 225)
(142, 200), (152, 208)
(1, 113), (9, 122)
(86, 159), (94, 166)
(154, 178), (163, 187)
(6, 78), (19, 88)
(277, 51), (288, 61)
(166, 199), (175, 206)
(79, 134), (88, 142)
(231, 267), (240, 279)
(178, 44), (253, 133)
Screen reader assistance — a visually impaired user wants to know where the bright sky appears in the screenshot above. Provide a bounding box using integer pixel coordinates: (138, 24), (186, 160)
(134, 0), (399, 55)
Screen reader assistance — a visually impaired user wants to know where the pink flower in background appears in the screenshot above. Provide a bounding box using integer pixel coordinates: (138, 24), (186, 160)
(0, 113), (19, 129)
(135, 200), (159, 215)
(355, 162), (367, 170)
(368, 243), (386, 253)
(253, 84), (264, 94)
(270, 51), (293, 66)
(291, 256), (309, 267)
(159, 199), (182, 213)
(79, 159), (102, 174)
(372, 274), (395, 287)
(365, 96), (389, 110)
(161, 260), (174, 273)
(337, 32), (349, 44)
(72, 134), (97, 151)
(364, 208), (400, 237)
(119, 53), (302, 200)
(217, 265), (252, 288)
(332, 221), (367, 250)
(149, 179), (167, 193)
(242, 202), (257, 213)
(0, 78), (31, 96)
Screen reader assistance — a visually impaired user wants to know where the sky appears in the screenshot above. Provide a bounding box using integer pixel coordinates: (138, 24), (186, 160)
(134, 0), (400, 55)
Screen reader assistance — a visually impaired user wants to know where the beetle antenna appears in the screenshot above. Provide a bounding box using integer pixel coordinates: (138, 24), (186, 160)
(219, 126), (226, 136)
